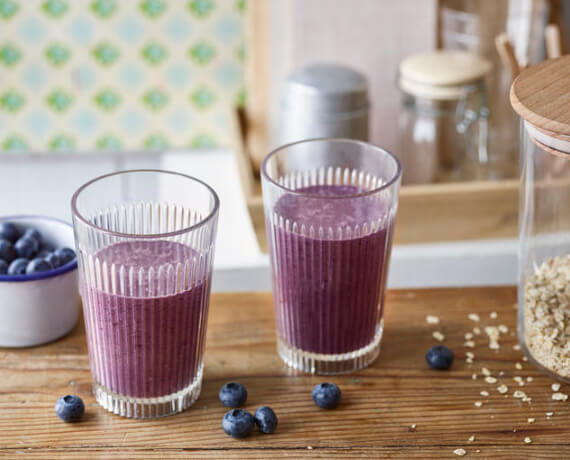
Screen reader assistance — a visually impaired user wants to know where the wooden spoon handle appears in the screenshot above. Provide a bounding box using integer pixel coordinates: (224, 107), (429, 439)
(495, 33), (520, 79)
(545, 24), (562, 59)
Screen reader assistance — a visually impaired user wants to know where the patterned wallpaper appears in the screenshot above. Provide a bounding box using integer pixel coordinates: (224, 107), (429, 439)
(0, 0), (245, 153)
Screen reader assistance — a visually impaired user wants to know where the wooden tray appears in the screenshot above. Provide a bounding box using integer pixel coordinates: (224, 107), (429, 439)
(2, 287), (569, 458)
(231, 108), (519, 252)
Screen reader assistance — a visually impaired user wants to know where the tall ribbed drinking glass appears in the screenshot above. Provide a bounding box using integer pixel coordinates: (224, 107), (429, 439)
(262, 139), (401, 374)
(71, 170), (219, 418)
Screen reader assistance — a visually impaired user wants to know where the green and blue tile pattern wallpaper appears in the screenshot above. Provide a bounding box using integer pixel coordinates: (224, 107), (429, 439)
(0, 0), (245, 153)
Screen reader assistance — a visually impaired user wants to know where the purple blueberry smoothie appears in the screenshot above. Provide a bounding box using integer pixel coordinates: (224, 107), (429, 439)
(268, 184), (394, 355)
(81, 240), (210, 399)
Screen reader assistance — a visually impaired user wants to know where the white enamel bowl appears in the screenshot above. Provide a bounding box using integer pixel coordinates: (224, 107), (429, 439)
(0, 216), (79, 347)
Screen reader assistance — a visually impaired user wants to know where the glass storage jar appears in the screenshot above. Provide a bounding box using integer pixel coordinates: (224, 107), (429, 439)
(398, 51), (492, 184)
(512, 56), (570, 382)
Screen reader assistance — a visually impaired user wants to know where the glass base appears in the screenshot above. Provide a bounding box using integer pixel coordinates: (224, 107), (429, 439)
(277, 321), (383, 375)
(93, 365), (203, 419)
(517, 322), (570, 384)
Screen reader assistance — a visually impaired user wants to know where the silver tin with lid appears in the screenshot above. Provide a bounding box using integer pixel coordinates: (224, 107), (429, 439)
(279, 63), (369, 145)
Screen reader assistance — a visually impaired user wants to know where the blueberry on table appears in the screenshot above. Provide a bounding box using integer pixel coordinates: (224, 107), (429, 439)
(219, 382), (248, 407)
(26, 258), (53, 274)
(55, 395), (85, 422)
(14, 237), (39, 259)
(0, 222), (18, 243)
(254, 406), (278, 434)
(8, 258), (29, 275)
(0, 238), (17, 263)
(222, 409), (255, 438)
(0, 259), (7, 275)
(45, 252), (61, 268)
(426, 345), (454, 370)
(22, 228), (41, 242)
(54, 247), (76, 266)
(312, 383), (342, 409)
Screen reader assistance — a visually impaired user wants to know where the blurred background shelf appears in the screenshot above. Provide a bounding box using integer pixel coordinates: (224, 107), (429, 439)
(233, 107), (519, 252)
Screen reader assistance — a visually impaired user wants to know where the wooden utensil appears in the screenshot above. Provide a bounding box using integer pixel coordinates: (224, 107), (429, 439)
(495, 33), (520, 79)
(545, 24), (563, 59)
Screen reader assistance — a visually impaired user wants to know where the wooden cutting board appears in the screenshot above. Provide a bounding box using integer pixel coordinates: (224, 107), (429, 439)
(0, 287), (569, 459)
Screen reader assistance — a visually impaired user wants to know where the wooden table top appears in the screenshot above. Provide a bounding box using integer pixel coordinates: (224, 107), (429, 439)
(1, 287), (569, 459)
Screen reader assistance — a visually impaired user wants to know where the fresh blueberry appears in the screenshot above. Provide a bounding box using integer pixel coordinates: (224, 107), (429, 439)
(0, 222), (18, 243)
(312, 383), (342, 409)
(14, 237), (39, 259)
(22, 228), (41, 242)
(0, 238), (17, 263)
(0, 259), (7, 275)
(254, 406), (278, 434)
(54, 247), (76, 266)
(26, 258), (54, 274)
(222, 409), (255, 438)
(54, 395), (85, 422)
(219, 382), (248, 407)
(8, 258), (29, 275)
(426, 345), (454, 370)
(37, 248), (52, 259)
(45, 252), (61, 268)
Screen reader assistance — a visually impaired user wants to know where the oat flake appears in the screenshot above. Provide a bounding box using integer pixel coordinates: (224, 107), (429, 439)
(523, 256), (570, 378)
(433, 331), (445, 342)
(426, 315), (440, 325)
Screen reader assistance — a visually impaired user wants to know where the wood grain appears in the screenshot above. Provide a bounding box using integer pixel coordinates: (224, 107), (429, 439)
(510, 55), (570, 136)
(1, 288), (570, 458)
(244, 0), (269, 172)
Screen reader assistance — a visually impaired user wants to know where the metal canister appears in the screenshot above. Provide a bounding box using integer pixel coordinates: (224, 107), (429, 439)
(279, 63), (369, 145)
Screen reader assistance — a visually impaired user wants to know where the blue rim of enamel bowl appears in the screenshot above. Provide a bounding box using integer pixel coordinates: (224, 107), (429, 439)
(0, 215), (78, 283)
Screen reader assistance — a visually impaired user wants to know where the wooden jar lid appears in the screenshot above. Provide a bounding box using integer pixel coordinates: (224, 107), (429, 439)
(510, 55), (570, 137)
(399, 51), (491, 100)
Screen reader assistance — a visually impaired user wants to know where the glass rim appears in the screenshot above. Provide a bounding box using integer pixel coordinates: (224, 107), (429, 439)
(71, 169), (220, 239)
(261, 137), (402, 200)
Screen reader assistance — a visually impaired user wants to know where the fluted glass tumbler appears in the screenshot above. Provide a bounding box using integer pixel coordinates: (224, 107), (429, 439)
(71, 170), (219, 418)
(261, 139), (401, 374)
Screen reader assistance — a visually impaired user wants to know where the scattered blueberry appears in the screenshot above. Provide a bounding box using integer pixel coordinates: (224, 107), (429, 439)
(426, 345), (454, 370)
(26, 258), (54, 274)
(22, 228), (41, 242)
(222, 409), (255, 438)
(219, 382), (248, 408)
(0, 259), (7, 275)
(54, 395), (85, 422)
(254, 406), (278, 434)
(0, 222), (18, 243)
(0, 238), (17, 263)
(45, 252), (61, 268)
(54, 247), (76, 266)
(312, 383), (342, 409)
(14, 236), (39, 259)
(8, 258), (29, 275)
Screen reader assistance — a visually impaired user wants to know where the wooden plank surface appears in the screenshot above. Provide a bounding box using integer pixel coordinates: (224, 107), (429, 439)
(1, 287), (569, 458)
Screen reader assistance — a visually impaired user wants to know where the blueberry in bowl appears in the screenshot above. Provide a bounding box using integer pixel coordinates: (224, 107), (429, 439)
(0, 216), (79, 347)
